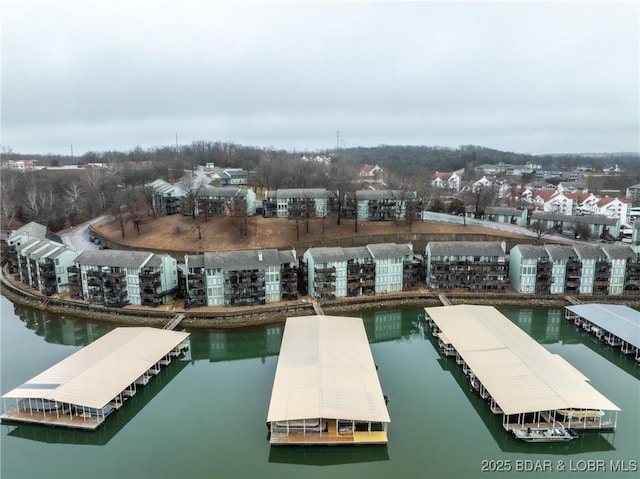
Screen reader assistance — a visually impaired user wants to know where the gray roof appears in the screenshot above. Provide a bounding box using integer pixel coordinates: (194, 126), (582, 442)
(531, 211), (618, 226)
(203, 249), (283, 270)
(355, 190), (403, 200)
(601, 244), (636, 260)
(341, 246), (373, 261)
(572, 244), (605, 260)
(16, 238), (45, 254)
(306, 247), (347, 263)
(198, 185), (245, 198)
(185, 254), (205, 269)
(9, 222), (48, 241)
(30, 242), (64, 260)
(544, 244), (576, 260)
(484, 206), (525, 216)
(266, 188), (333, 199)
(75, 250), (157, 269)
(511, 244), (546, 259)
(565, 304), (640, 349)
(278, 250), (297, 264)
(427, 241), (505, 257)
(367, 243), (412, 259)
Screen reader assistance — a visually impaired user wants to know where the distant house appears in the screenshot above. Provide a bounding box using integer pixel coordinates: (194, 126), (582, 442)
(535, 166), (562, 179)
(533, 191), (573, 215)
(301, 155), (331, 166)
(358, 164), (384, 184)
(211, 168), (248, 185)
(472, 175), (500, 192)
(568, 170), (584, 182)
(147, 179), (187, 216)
(431, 171), (461, 191)
(2, 159), (36, 172)
(557, 182), (587, 194)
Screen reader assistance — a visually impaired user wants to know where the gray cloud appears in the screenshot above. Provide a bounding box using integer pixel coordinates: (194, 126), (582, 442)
(2, 0), (638, 155)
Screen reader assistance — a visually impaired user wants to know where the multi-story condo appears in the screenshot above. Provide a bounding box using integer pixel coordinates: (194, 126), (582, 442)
(544, 245), (577, 294)
(302, 243), (417, 299)
(147, 179), (186, 215)
(6, 222), (49, 274)
(424, 241), (508, 292)
(184, 249), (298, 307)
(190, 186), (256, 217)
(601, 244), (637, 295)
(571, 244), (605, 295)
(263, 189), (335, 218)
(509, 245), (546, 294)
(13, 238), (76, 296)
(355, 190), (412, 221)
(72, 250), (179, 307)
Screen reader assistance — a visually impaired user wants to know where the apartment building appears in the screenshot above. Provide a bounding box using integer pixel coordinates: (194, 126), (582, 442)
(424, 241), (508, 292)
(355, 190), (411, 221)
(71, 250), (179, 307)
(13, 238), (76, 296)
(263, 189), (335, 218)
(184, 249), (298, 307)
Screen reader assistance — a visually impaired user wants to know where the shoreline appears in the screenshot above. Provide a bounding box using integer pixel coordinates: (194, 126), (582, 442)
(3, 267), (639, 329)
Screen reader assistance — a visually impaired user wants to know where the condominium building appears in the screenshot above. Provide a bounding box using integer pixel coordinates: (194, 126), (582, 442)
(263, 189), (335, 218)
(13, 238), (76, 296)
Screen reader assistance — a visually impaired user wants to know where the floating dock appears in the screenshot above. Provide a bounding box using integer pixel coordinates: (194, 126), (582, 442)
(425, 305), (620, 435)
(565, 304), (640, 362)
(267, 315), (390, 445)
(1, 327), (190, 430)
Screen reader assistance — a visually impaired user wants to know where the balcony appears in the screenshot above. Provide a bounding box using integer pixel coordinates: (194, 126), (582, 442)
(314, 266), (336, 274)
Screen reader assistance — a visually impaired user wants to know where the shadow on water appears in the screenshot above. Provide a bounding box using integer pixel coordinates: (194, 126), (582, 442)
(268, 445), (389, 466)
(425, 312), (617, 455)
(3, 357), (189, 445)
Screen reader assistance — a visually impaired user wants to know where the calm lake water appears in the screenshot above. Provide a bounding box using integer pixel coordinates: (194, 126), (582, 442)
(1, 295), (638, 479)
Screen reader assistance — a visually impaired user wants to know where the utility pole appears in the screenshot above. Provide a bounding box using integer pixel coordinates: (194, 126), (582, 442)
(336, 131), (340, 152)
(70, 144), (74, 160)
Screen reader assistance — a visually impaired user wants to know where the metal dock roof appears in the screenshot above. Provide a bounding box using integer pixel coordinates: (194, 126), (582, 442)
(2, 327), (190, 410)
(565, 304), (640, 349)
(266, 315), (390, 424)
(424, 305), (619, 416)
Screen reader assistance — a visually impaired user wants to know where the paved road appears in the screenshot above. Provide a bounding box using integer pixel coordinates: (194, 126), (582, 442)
(61, 215), (108, 251)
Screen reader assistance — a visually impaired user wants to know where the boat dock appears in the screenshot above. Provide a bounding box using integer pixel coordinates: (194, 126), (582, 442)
(565, 304), (640, 362)
(1, 327), (190, 430)
(267, 315), (390, 446)
(163, 313), (185, 330)
(424, 305), (620, 438)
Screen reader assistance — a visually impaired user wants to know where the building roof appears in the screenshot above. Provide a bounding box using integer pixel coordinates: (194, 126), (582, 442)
(544, 244), (576, 260)
(483, 206), (525, 216)
(266, 188), (333, 199)
(305, 247), (347, 263)
(601, 244), (637, 260)
(355, 190), (403, 200)
(2, 328), (190, 410)
(367, 243), (412, 259)
(203, 249), (282, 270)
(565, 304), (640, 349)
(511, 244), (546, 259)
(427, 241), (505, 257)
(531, 211), (618, 226)
(198, 185), (245, 198)
(424, 305), (619, 415)
(8, 222), (48, 242)
(75, 250), (158, 269)
(342, 246), (373, 261)
(266, 315), (390, 424)
(572, 244), (605, 260)
(185, 254), (205, 269)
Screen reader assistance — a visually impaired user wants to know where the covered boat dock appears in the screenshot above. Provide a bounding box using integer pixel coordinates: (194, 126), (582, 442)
(424, 305), (620, 437)
(267, 315), (390, 445)
(1, 327), (190, 430)
(565, 304), (640, 362)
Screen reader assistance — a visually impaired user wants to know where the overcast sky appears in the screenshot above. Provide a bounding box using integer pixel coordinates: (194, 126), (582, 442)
(2, 0), (638, 156)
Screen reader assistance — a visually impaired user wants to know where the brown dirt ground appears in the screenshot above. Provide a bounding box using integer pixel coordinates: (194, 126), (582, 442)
(91, 214), (530, 253)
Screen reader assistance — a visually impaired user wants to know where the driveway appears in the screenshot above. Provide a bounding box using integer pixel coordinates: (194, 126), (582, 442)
(61, 215), (108, 251)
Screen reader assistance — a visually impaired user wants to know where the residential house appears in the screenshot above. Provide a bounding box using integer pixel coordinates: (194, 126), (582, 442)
(567, 170), (584, 182)
(535, 166), (562, 179)
(533, 190), (573, 215)
(2, 159), (36, 172)
(211, 168), (248, 186)
(72, 250), (179, 307)
(430, 171), (461, 191)
(424, 241), (508, 292)
(263, 188), (335, 218)
(358, 164), (384, 184)
(595, 197), (631, 222)
(472, 175), (500, 192)
(557, 182), (587, 194)
(184, 249), (297, 307)
(505, 163), (538, 176)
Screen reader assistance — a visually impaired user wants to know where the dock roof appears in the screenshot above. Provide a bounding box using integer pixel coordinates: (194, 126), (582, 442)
(565, 304), (640, 350)
(2, 328), (189, 410)
(424, 305), (619, 415)
(267, 315), (390, 424)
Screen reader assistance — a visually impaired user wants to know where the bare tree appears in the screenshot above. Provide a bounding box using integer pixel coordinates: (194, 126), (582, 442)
(64, 183), (85, 226)
(529, 220), (549, 241)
